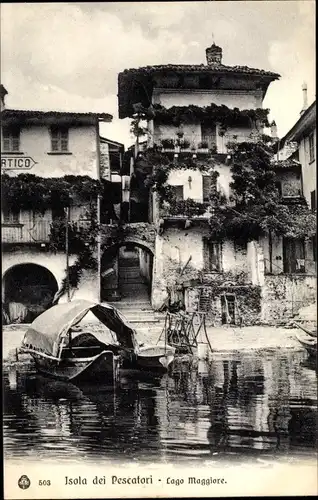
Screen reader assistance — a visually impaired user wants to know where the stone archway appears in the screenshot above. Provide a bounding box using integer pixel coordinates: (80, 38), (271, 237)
(2, 263), (58, 324)
(101, 241), (154, 304)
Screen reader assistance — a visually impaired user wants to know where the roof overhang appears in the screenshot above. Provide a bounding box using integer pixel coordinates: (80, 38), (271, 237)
(1, 108), (113, 126)
(118, 66), (280, 119)
(280, 101), (316, 146)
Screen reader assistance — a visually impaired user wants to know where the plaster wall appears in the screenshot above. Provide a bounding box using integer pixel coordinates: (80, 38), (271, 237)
(2, 124), (99, 179)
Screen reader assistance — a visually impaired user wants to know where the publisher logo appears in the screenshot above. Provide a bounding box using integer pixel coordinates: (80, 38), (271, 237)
(18, 475), (31, 490)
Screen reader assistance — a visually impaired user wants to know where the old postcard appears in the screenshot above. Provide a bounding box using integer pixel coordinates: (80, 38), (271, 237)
(2, 1), (317, 498)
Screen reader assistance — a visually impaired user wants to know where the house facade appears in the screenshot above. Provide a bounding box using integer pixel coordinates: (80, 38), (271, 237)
(1, 85), (113, 323)
(116, 44), (316, 325)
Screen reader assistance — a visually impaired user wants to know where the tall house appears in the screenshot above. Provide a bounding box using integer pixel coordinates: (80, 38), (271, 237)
(276, 93), (316, 211)
(1, 85), (113, 323)
(117, 44), (315, 324)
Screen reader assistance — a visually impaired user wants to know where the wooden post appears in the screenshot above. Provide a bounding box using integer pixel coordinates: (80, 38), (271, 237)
(97, 194), (101, 303)
(65, 206), (71, 302)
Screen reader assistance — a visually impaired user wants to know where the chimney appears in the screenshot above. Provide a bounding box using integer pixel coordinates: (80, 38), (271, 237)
(300, 82), (308, 115)
(0, 84), (8, 111)
(270, 120), (278, 139)
(206, 43), (222, 66)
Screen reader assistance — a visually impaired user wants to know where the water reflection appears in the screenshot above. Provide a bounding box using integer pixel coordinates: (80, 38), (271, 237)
(3, 350), (317, 463)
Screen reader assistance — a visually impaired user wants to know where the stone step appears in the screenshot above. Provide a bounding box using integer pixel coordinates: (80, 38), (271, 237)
(109, 302), (152, 309)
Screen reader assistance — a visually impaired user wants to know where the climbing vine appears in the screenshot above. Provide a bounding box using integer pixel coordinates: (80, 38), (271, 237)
(208, 140), (316, 242)
(1, 174), (111, 214)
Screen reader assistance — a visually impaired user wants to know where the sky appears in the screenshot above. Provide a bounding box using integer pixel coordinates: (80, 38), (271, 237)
(1, 1), (315, 147)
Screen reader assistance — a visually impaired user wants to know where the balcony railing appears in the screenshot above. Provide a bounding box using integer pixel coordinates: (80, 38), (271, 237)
(152, 132), (256, 155)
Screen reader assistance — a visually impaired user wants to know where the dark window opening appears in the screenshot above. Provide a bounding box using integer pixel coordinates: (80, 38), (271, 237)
(310, 190), (316, 212)
(201, 123), (217, 149)
(275, 181), (282, 197)
(312, 234), (317, 262)
(202, 175), (217, 203)
(2, 125), (20, 152)
(204, 239), (221, 272)
(283, 238), (305, 273)
(221, 294), (236, 325)
(170, 185), (184, 202)
(2, 207), (20, 224)
(308, 132), (315, 163)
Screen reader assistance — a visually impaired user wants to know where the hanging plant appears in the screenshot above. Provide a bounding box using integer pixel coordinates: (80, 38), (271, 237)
(1, 174), (111, 214)
(152, 103), (270, 131)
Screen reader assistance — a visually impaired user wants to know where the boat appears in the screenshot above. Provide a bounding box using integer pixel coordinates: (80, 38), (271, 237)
(293, 321), (317, 338)
(20, 300), (175, 382)
(295, 333), (317, 359)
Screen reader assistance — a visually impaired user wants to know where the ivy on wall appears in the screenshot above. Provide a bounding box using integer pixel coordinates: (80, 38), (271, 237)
(1, 174), (111, 214)
(151, 103), (270, 130)
(130, 103), (270, 135)
(136, 138), (316, 242)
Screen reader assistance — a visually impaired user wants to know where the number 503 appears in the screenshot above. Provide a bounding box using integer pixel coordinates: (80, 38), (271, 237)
(39, 479), (51, 486)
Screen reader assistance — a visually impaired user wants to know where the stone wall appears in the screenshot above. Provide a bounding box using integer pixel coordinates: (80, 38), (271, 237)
(184, 284), (262, 326)
(261, 274), (316, 324)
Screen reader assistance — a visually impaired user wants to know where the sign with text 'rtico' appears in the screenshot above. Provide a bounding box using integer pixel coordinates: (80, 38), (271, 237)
(1, 156), (37, 170)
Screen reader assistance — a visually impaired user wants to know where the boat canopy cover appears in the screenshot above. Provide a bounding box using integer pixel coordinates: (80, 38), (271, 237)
(22, 300), (137, 357)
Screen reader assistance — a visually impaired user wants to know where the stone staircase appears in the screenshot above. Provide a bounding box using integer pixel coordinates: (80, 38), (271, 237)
(105, 299), (166, 345)
(105, 263), (166, 344)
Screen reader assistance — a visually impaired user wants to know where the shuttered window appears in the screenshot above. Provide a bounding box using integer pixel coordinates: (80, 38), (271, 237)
(2, 126), (20, 152)
(283, 238), (305, 273)
(203, 239), (221, 272)
(50, 126), (69, 152)
(2, 207), (20, 224)
(202, 175), (217, 202)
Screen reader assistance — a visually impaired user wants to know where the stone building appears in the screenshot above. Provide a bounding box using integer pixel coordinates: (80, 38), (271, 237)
(116, 44), (316, 325)
(1, 85), (113, 323)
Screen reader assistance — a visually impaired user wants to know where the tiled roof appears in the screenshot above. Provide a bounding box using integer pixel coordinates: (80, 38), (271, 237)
(1, 108), (113, 121)
(121, 64), (280, 78)
(118, 63), (280, 119)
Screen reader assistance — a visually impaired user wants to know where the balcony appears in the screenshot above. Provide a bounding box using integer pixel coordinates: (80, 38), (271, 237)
(2, 220), (51, 244)
(160, 199), (211, 222)
(153, 132), (255, 156)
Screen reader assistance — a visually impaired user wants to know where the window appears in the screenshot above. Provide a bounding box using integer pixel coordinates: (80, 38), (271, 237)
(308, 133), (315, 163)
(312, 234), (317, 262)
(170, 185), (184, 202)
(2, 126), (20, 152)
(201, 123), (217, 149)
(50, 126), (69, 152)
(2, 207), (20, 224)
(203, 239), (221, 272)
(310, 190), (316, 212)
(202, 175), (217, 203)
(275, 181), (282, 197)
(283, 238), (305, 273)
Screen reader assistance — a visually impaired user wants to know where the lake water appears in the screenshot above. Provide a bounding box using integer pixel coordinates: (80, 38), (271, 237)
(3, 349), (317, 465)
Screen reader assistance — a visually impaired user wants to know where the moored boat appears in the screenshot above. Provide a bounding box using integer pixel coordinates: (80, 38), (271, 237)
(295, 333), (317, 359)
(20, 300), (175, 382)
(293, 321), (317, 338)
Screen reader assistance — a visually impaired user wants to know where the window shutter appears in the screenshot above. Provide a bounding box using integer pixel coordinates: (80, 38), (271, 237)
(3, 138), (11, 151)
(203, 239), (221, 272)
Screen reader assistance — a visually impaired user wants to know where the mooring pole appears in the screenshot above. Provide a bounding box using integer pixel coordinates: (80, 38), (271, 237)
(97, 194), (101, 303)
(65, 206), (71, 302)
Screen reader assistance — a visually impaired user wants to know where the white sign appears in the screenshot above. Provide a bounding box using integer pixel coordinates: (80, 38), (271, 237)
(1, 156), (37, 170)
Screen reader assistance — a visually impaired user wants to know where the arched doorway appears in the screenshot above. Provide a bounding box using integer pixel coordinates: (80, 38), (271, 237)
(2, 264), (58, 324)
(101, 243), (154, 304)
